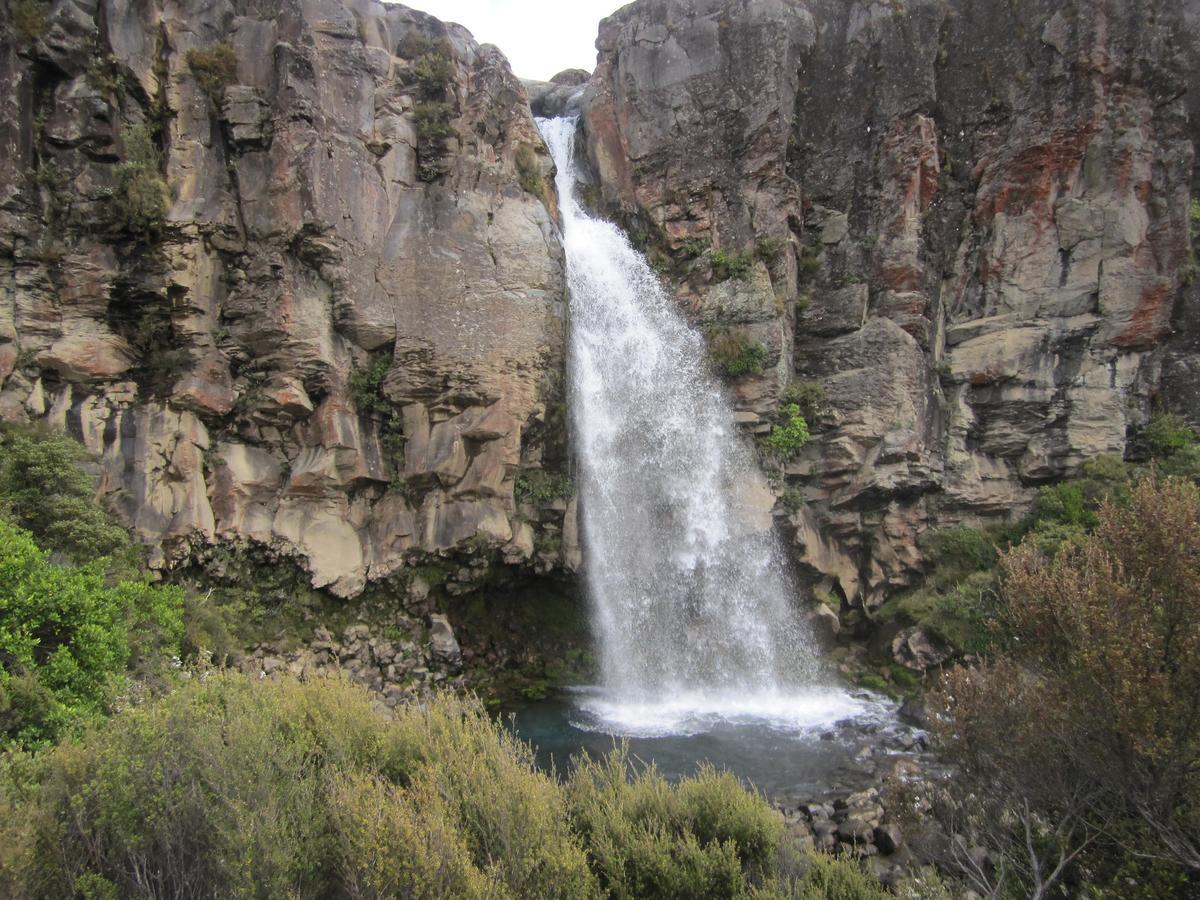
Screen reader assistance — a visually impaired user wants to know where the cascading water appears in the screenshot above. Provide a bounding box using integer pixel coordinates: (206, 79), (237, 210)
(539, 117), (870, 737)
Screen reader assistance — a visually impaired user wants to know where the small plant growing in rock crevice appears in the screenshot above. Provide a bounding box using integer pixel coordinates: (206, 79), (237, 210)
(709, 329), (767, 378)
(12, 0), (49, 43)
(754, 237), (786, 266)
(760, 403), (811, 460)
(111, 123), (170, 238)
(348, 351), (407, 473)
(186, 43), (238, 107)
(781, 379), (828, 424)
(515, 143), (547, 204)
(514, 469), (572, 507)
(710, 247), (754, 281)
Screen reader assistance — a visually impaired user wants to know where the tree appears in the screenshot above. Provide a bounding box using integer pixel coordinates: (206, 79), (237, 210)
(932, 476), (1200, 896)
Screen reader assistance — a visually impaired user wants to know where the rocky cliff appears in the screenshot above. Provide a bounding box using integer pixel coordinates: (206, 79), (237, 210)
(0, 0), (576, 604)
(2, 0), (1198, 625)
(578, 0), (1199, 608)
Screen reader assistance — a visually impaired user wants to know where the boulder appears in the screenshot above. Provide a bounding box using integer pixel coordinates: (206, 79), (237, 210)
(429, 614), (462, 670)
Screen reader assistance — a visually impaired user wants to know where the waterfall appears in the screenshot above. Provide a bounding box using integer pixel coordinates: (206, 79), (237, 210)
(540, 117), (859, 736)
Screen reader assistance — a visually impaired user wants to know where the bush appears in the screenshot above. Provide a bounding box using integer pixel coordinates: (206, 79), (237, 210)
(0, 673), (899, 899)
(755, 237), (787, 266)
(760, 404), (810, 461)
(781, 380), (828, 424)
(932, 476), (1200, 896)
(111, 124), (169, 238)
(398, 33), (456, 101)
(0, 425), (131, 564)
(515, 469), (572, 507)
(0, 519), (183, 748)
(710, 330), (767, 378)
(185, 43), (237, 105)
(710, 248), (754, 281)
(0, 676), (593, 899)
(564, 750), (782, 898)
(348, 351), (406, 471)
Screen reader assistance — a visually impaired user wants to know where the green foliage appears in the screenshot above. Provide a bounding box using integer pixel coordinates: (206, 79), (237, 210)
(789, 852), (890, 899)
(413, 101), (453, 180)
(1142, 410), (1197, 459)
(0, 671), (901, 898)
(185, 43), (238, 105)
(11, 0), (48, 43)
(85, 55), (128, 101)
(515, 469), (573, 507)
(129, 304), (189, 389)
(781, 380), (827, 424)
(680, 236), (710, 259)
(754, 238), (786, 266)
(0, 519), (183, 748)
(0, 677), (587, 898)
(797, 251), (821, 284)
(710, 330), (768, 378)
(710, 247), (754, 281)
(348, 351), (406, 473)
(780, 486), (804, 515)
(0, 425), (131, 564)
(760, 404), (810, 461)
(111, 124), (169, 238)
(565, 749), (782, 898)
(934, 477), (1200, 896)
(398, 33), (456, 100)
(516, 143), (547, 203)
(1190, 198), (1200, 244)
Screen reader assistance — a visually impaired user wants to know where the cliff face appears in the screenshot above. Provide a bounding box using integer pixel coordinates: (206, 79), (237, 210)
(0, 0), (574, 598)
(581, 0), (1199, 607)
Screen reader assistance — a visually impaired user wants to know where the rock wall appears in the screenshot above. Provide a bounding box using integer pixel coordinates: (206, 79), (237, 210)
(580, 0), (1199, 607)
(0, 0), (576, 598)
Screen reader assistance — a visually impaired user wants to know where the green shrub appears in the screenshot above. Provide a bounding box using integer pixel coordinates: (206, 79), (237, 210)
(348, 351), (406, 471)
(680, 236), (710, 259)
(12, 0), (48, 42)
(185, 43), (238, 105)
(0, 675), (593, 898)
(754, 237), (787, 266)
(781, 380), (827, 423)
(398, 33), (456, 101)
(1191, 198), (1200, 244)
(797, 251), (821, 284)
(515, 469), (573, 506)
(0, 519), (183, 748)
(516, 143), (547, 203)
(789, 851), (890, 899)
(565, 750), (782, 898)
(760, 404), (810, 461)
(1142, 410), (1197, 459)
(710, 248), (754, 281)
(0, 425), (131, 564)
(0, 673), (901, 899)
(710, 330), (768, 378)
(111, 124), (169, 238)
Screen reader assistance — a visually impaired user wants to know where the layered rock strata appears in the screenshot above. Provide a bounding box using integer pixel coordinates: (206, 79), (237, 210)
(580, 0), (1199, 607)
(0, 0), (574, 598)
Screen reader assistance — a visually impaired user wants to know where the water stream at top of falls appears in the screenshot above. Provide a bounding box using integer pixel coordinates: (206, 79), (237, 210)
(538, 117), (872, 738)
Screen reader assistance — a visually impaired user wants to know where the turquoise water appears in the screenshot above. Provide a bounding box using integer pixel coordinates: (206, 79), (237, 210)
(507, 687), (905, 803)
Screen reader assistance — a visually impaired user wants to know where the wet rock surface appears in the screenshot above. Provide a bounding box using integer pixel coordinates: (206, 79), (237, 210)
(0, 0), (574, 602)
(578, 0), (1200, 611)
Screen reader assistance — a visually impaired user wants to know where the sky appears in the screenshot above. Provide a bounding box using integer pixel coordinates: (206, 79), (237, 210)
(401, 0), (623, 81)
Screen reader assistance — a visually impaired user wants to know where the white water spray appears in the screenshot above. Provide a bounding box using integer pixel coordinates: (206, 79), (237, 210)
(540, 117), (868, 736)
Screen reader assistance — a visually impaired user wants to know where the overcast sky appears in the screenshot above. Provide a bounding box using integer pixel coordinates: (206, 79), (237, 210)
(401, 0), (623, 81)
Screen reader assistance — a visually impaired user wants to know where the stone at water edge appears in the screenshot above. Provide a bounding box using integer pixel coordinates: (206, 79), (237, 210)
(891, 627), (951, 673)
(875, 823), (903, 854)
(429, 614), (463, 670)
(807, 604), (841, 646)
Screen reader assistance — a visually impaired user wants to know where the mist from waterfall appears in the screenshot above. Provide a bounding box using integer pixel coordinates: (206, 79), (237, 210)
(538, 117), (869, 736)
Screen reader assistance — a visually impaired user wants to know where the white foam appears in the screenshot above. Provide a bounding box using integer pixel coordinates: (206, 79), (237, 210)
(568, 686), (893, 739)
